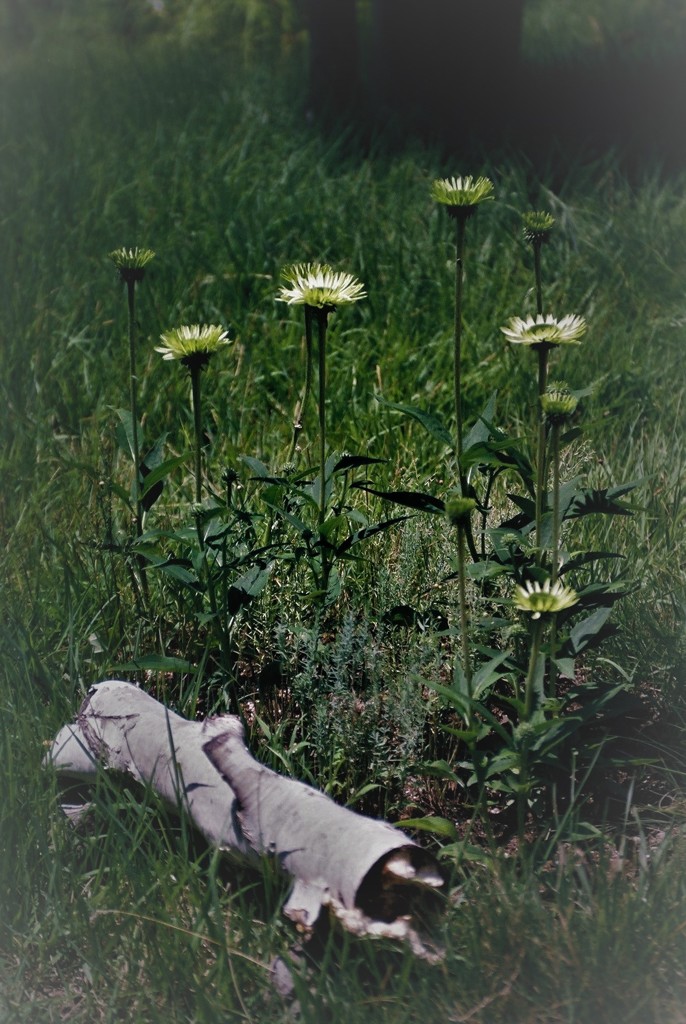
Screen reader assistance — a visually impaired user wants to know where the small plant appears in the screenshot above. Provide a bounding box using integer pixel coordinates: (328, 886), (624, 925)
(431, 175), (494, 497)
(96, 175), (639, 848)
(156, 323), (231, 505)
(269, 262), (400, 607)
(108, 246), (155, 540)
(372, 186), (640, 847)
(501, 312), (587, 563)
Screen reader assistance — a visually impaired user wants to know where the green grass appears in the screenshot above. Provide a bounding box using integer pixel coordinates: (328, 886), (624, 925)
(1, 7), (686, 1022)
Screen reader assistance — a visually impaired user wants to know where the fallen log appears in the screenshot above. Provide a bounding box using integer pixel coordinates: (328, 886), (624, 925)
(47, 680), (444, 960)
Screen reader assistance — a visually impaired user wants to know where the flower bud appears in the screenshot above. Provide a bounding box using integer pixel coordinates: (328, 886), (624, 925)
(445, 496), (477, 528)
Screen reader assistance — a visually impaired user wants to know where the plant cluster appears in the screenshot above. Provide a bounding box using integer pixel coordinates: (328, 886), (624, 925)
(100, 175), (640, 847)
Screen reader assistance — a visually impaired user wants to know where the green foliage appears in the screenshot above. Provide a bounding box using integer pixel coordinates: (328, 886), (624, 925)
(1, 11), (686, 1022)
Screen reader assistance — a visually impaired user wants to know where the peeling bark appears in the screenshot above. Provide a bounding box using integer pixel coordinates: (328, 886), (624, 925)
(48, 680), (444, 959)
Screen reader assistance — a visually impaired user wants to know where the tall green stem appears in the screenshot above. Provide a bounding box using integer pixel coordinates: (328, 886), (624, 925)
(452, 215), (480, 563)
(551, 422), (561, 583)
(524, 616), (544, 722)
(534, 345), (549, 565)
(288, 305), (314, 462)
(533, 241), (543, 316)
(126, 279), (142, 538)
(548, 421), (562, 698)
(457, 524), (472, 696)
(519, 614), (544, 841)
(453, 215), (467, 475)
(190, 365), (203, 507)
(316, 308), (328, 527)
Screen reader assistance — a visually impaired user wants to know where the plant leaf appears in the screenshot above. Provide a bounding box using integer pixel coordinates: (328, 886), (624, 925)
(396, 816), (458, 841)
(568, 481), (642, 519)
(114, 408), (139, 462)
(567, 606), (615, 656)
(334, 453), (386, 472)
(140, 455), (186, 498)
(227, 562), (274, 615)
(462, 391), (497, 452)
(240, 455), (271, 478)
(336, 514), (410, 554)
(352, 484), (444, 513)
(110, 654), (195, 673)
(376, 397), (453, 447)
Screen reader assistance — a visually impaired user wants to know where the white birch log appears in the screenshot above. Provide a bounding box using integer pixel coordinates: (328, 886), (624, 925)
(47, 680), (444, 959)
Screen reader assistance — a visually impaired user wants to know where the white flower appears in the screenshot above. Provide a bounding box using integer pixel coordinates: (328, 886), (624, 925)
(108, 246), (155, 283)
(514, 579), (579, 619)
(431, 175), (494, 210)
(156, 324), (230, 366)
(276, 263), (366, 309)
(501, 314), (587, 348)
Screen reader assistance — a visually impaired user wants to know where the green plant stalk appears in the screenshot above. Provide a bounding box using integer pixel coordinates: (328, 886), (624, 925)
(520, 614), (543, 843)
(315, 306), (332, 602)
(517, 749), (530, 847)
(550, 422), (561, 583)
(126, 279), (142, 537)
(457, 523), (472, 696)
(190, 364), (204, 507)
(534, 345), (549, 565)
(533, 241), (543, 316)
(316, 308), (328, 527)
(452, 214), (480, 563)
(453, 215), (467, 475)
(193, 509), (238, 711)
(524, 615), (544, 723)
(288, 305), (314, 462)
(522, 618), (543, 838)
(548, 420), (562, 698)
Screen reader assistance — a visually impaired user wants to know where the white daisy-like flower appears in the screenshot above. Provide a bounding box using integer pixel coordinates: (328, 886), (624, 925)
(276, 263), (366, 309)
(156, 324), (230, 367)
(501, 313), (587, 348)
(108, 246), (155, 283)
(514, 579), (579, 619)
(431, 175), (495, 210)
